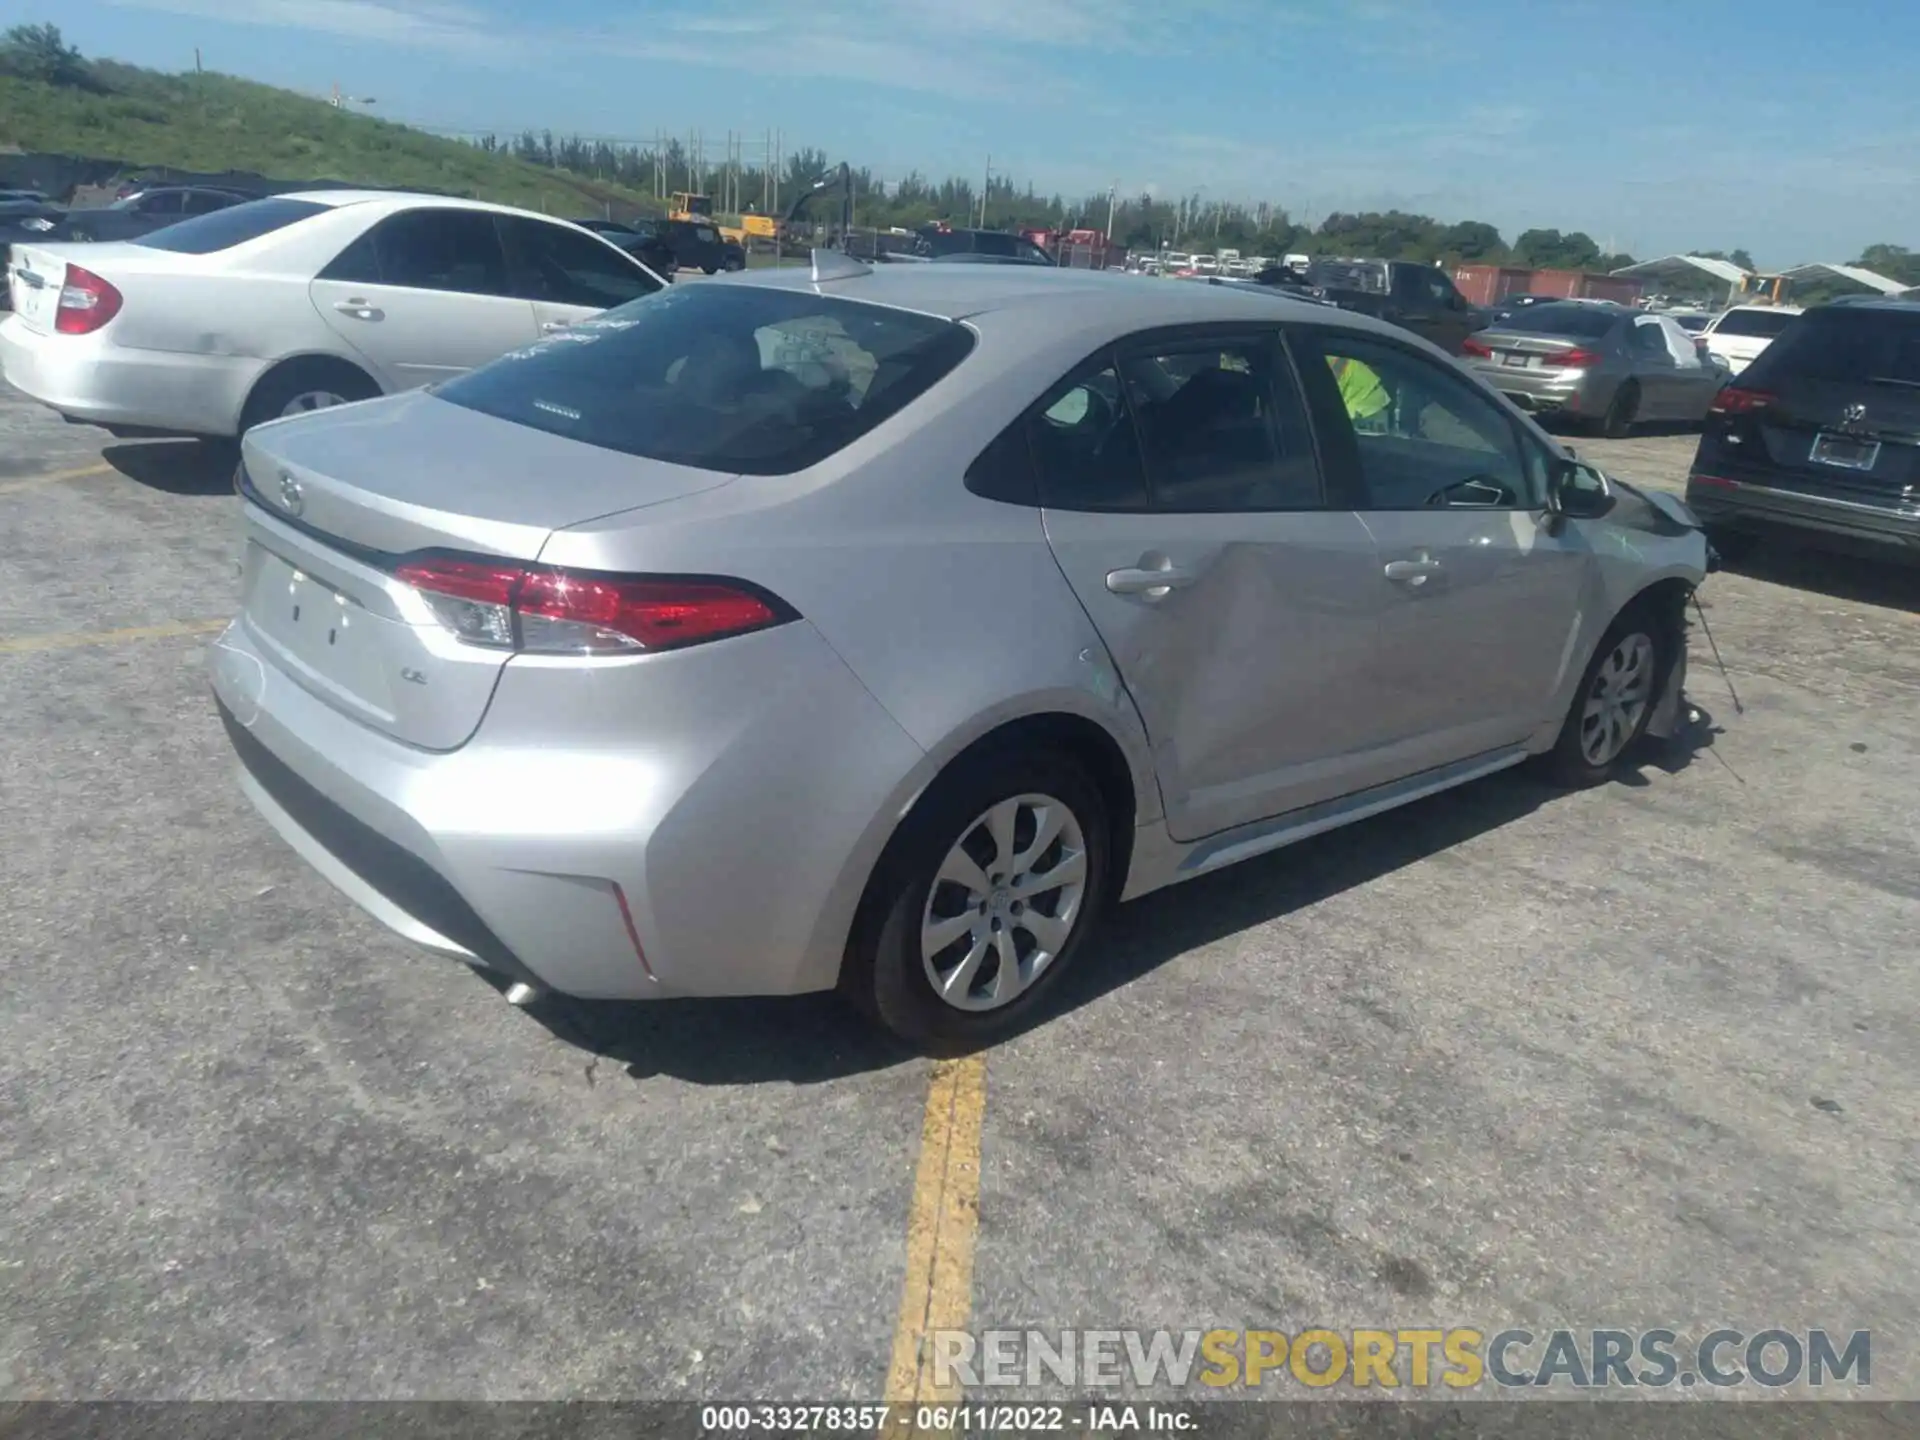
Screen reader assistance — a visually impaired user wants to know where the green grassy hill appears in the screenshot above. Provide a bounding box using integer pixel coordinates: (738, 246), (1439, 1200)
(0, 60), (651, 217)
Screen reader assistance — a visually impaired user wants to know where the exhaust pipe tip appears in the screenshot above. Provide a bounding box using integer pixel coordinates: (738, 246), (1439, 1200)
(504, 981), (545, 1007)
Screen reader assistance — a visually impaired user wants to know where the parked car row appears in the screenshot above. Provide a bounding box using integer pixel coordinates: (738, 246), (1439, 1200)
(2, 192), (669, 438)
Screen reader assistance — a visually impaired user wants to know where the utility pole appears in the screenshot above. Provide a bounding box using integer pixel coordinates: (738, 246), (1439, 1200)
(1105, 184), (1116, 237)
(979, 155), (991, 228)
(194, 47), (202, 73)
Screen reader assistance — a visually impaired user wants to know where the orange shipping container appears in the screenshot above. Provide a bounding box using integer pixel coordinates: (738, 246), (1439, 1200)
(1451, 264), (1533, 306)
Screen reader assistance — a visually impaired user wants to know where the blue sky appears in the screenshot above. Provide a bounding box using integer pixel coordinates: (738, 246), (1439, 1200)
(27, 0), (1920, 267)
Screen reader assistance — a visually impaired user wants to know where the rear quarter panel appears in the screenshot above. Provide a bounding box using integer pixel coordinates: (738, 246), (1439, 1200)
(536, 308), (1166, 819)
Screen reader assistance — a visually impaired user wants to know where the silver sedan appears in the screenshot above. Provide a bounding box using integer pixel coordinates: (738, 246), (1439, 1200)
(1463, 301), (1733, 436)
(210, 259), (1708, 1049)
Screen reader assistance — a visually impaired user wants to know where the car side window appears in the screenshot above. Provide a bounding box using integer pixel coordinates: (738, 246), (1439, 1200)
(140, 191), (185, 215)
(1025, 357), (1152, 512)
(973, 232), (1018, 258)
(499, 217), (663, 308)
(1302, 331), (1541, 510)
(1117, 335), (1324, 511)
(324, 208), (509, 297)
(1016, 239), (1053, 264)
(1629, 318), (1674, 363)
(181, 190), (230, 216)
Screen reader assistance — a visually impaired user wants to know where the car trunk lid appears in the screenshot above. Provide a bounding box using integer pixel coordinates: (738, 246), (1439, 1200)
(7, 244), (67, 333)
(1471, 329), (1595, 369)
(1745, 377), (1920, 500)
(237, 390), (737, 750)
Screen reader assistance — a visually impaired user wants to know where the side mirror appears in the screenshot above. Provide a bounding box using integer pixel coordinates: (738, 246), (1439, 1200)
(1547, 458), (1616, 520)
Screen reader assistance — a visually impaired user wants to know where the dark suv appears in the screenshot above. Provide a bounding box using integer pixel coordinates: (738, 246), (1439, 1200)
(911, 227), (1055, 265)
(1686, 298), (1920, 561)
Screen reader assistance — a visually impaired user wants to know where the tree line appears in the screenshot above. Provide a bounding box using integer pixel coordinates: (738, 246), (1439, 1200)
(477, 127), (1643, 271)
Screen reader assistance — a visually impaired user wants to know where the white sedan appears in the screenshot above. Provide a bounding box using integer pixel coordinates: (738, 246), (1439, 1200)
(0, 190), (668, 437)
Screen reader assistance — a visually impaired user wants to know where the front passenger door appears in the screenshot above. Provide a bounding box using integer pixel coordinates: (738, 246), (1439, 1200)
(1294, 328), (1594, 774)
(309, 207), (539, 389)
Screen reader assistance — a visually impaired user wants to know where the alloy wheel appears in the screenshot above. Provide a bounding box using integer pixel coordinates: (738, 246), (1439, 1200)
(1580, 632), (1655, 766)
(920, 793), (1089, 1012)
(278, 390), (348, 418)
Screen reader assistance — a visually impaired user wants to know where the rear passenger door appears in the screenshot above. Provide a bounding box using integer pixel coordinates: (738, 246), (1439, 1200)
(1031, 326), (1394, 841)
(495, 215), (666, 334)
(1292, 327), (1593, 772)
(308, 207), (539, 389)
(1625, 315), (1683, 418)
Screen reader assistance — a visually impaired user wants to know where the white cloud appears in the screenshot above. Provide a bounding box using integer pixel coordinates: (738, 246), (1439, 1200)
(110, 0), (511, 56)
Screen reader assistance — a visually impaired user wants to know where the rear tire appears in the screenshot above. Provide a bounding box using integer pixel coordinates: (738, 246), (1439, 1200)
(239, 359), (379, 435)
(1536, 608), (1669, 788)
(845, 748), (1111, 1052)
(1598, 381), (1639, 439)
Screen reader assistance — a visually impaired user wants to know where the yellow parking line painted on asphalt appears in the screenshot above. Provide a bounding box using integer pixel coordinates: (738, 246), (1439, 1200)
(883, 1053), (987, 1428)
(0, 460), (116, 496)
(0, 618), (227, 656)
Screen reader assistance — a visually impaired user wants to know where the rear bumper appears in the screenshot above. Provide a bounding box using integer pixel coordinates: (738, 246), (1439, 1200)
(209, 615), (927, 1001)
(0, 314), (261, 435)
(1464, 361), (1599, 415)
(1686, 471), (1920, 550)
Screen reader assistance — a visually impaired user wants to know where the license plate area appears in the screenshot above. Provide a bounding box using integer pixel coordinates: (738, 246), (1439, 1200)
(1500, 352), (1532, 368)
(1810, 432), (1881, 471)
(244, 544), (398, 720)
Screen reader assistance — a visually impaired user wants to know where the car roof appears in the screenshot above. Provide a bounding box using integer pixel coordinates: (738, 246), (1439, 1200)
(1723, 303), (1804, 315)
(276, 189), (573, 222)
(707, 261), (1418, 338)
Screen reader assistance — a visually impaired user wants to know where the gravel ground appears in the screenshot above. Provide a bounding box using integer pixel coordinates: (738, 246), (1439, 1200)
(2, 383), (1916, 1408)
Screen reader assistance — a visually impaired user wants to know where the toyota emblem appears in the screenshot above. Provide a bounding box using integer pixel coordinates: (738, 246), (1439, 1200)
(277, 472), (304, 517)
(1843, 402), (1868, 423)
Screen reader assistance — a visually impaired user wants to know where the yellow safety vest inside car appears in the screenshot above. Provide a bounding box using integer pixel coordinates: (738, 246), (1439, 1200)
(1328, 355), (1390, 424)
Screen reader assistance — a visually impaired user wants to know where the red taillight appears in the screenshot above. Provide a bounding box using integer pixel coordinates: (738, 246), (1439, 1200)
(1540, 347), (1602, 368)
(54, 264), (123, 335)
(1461, 337), (1493, 358)
(394, 555), (787, 655)
(1710, 387), (1775, 416)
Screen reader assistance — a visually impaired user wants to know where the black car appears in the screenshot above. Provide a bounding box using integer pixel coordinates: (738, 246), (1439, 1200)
(55, 186), (252, 242)
(651, 217), (730, 274)
(1489, 293), (1565, 324)
(1303, 257), (1486, 354)
(911, 227), (1055, 265)
(1686, 297), (1920, 561)
(571, 217), (677, 281)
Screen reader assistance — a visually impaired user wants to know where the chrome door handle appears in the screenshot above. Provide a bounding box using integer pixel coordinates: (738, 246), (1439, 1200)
(1383, 557), (1442, 586)
(332, 299), (381, 320)
(541, 321), (571, 333)
(1106, 565), (1194, 597)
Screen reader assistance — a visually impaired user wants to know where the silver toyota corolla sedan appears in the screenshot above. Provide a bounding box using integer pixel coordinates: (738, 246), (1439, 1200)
(210, 257), (1709, 1048)
(1463, 301), (1733, 436)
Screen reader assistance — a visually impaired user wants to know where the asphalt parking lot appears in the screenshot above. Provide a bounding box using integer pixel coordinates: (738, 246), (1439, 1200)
(3, 385), (1918, 1405)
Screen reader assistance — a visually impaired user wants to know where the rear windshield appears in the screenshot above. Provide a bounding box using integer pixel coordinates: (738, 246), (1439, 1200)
(435, 283), (977, 475)
(1744, 307), (1920, 387)
(1711, 308), (1798, 338)
(134, 197), (332, 253)
(1498, 303), (1620, 339)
